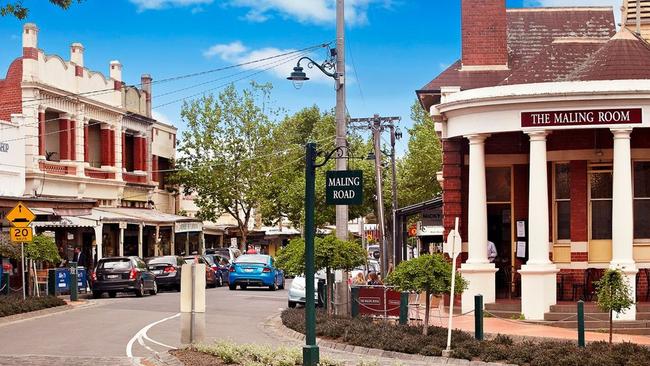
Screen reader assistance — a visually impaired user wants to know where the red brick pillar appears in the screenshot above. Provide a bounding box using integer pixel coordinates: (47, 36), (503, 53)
(84, 121), (89, 163)
(122, 131), (127, 170)
(101, 126), (110, 166)
(142, 135), (148, 174)
(570, 160), (588, 262)
(59, 116), (70, 160)
(442, 138), (464, 238)
(151, 154), (158, 182)
(110, 128), (116, 166)
(38, 108), (45, 156)
(69, 119), (76, 161)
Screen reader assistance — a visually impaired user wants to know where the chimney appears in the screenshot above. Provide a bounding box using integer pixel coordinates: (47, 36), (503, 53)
(461, 0), (508, 69)
(109, 60), (122, 81)
(22, 23), (38, 49)
(70, 43), (84, 66)
(141, 74), (152, 118)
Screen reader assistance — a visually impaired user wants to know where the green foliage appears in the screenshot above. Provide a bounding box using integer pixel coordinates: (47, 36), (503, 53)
(172, 82), (277, 245)
(0, 295), (66, 317)
(1, 0), (82, 19)
(25, 234), (61, 264)
(191, 341), (343, 366)
(0, 233), (20, 260)
(397, 100), (442, 207)
(386, 254), (466, 296)
(596, 268), (634, 314)
(275, 235), (367, 276)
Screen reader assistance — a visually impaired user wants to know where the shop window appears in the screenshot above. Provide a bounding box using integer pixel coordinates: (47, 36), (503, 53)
(486, 167), (511, 203)
(590, 166), (613, 240)
(634, 162), (650, 239)
(554, 163), (570, 241)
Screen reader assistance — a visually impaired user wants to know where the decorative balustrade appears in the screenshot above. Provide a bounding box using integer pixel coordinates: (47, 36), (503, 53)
(39, 161), (76, 175)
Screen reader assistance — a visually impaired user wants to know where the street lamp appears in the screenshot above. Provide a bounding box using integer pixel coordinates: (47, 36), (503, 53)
(287, 66), (309, 89)
(287, 55), (336, 89)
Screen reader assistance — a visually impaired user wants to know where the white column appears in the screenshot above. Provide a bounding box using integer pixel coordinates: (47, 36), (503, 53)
(610, 128), (637, 320)
(119, 225), (125, 257)
(94, 224), (103, 261)
(520, 130), (558, 320)
(459, 134), (496, 313)
(138, 223), (144, 259)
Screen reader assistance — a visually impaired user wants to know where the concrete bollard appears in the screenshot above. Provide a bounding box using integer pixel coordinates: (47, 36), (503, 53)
(399, 292), (408, 325)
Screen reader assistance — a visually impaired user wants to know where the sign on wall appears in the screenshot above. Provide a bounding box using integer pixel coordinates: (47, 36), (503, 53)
(325, 170), (363, 206)
(521, 108), (642, 128)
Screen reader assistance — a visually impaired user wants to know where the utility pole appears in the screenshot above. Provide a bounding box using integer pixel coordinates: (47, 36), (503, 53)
(389, 125), (399, 266)
(333, 0), (349, 316)
(349, 114), (401, 279)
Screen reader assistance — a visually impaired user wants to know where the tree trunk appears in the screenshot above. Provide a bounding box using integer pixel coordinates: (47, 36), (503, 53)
(241, 227), (248, 252)
(423, 290), (430, 336)
(609, 309), (613, 344)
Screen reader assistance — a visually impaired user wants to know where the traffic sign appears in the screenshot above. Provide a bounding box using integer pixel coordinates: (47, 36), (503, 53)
(10, 227), (33, 242)
(5, 202), (35, 228)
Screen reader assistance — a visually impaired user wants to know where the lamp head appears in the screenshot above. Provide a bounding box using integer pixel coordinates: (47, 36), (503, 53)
(366, 152), (376, 161)
(395, 127), (403, 140)
(287, 65), (309, 89)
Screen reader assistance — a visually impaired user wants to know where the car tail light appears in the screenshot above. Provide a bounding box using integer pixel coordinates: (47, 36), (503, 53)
(262, 267), (271, 273)
(229, 265), (235, 273)
(164, 266), (176, 273)
(129, 268), (137, 280)
(91, 271), (97, 281)
(211, 265), (219, 272)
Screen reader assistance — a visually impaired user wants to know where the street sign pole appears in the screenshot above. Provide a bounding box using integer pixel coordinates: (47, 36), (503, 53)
(303, 142), (319, 366)
(445, 217), (461, 355)
(20, 243), (25, 300)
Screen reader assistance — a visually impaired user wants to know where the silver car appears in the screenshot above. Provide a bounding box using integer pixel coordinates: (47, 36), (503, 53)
(288, 276), (319, 308)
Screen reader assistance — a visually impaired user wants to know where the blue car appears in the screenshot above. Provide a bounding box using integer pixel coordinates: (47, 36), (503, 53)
(228, 254), (285, 291)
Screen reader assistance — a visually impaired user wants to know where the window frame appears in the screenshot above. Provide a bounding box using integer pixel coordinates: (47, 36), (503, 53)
(633, 160), (650, 241)
(588, 163), (613, 241)
(553, 162), (571, 243)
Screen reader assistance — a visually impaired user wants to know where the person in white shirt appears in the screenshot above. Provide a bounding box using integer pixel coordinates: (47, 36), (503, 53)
(487, 240), (498, 263)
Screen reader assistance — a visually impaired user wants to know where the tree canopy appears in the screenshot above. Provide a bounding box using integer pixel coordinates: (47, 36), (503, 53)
(1, 0), (82, 19)
(275, 235), (367, 276)
(596, 268), (634, 343)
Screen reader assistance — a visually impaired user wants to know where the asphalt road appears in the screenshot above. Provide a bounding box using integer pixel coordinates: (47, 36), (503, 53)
(0, 281), (292, 360)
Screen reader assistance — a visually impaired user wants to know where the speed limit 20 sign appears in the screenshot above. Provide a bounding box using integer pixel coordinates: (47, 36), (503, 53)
(10, 227), (33, 242)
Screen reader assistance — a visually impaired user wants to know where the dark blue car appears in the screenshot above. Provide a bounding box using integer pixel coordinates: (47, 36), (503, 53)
(228, 254), (284, 291)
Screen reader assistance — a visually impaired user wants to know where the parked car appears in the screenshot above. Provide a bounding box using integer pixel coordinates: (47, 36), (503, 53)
(183, 255), (218, 288)
(91, 256), (157, 298)
(228, 254), (285, 291)
(205, 247), (241, 264)
(203, 254), (228, 287)
(145, 255), (184, 291)
(288, 276), (319, 308)
(350, 259), (381, 282)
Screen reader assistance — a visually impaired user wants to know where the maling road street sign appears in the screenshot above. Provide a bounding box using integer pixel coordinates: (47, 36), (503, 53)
(5, 202), (35, 228)
(325, 170), (363, 206)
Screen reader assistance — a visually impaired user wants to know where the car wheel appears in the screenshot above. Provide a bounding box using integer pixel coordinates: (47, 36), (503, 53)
(108, 291), (117, 298)
(279, 278), (285, 290)
(135, 281), (145, 297)
(229, 284), (236, 290)
(288, 301), (296, 308)
(240, 285), (247, 290)
(269, 282), (277, 291)
(149, 281), (158, 296)
(92, 291), (102, 299)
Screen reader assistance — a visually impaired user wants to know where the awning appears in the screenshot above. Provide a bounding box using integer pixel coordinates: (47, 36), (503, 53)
(93, 208), (202, 232)
(32, 215), (99, 228)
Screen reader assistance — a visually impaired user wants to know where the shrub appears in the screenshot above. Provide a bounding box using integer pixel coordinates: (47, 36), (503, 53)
(0, 295), (66, 317)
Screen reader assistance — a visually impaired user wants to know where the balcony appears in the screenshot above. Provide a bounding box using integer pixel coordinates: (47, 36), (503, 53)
(85, 167), (115, 180)
(39, 161), (76, 175)
(123, 172), (147, 184)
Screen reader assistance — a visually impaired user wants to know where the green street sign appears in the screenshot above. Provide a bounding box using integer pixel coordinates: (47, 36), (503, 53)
(325, 170), (363, 206)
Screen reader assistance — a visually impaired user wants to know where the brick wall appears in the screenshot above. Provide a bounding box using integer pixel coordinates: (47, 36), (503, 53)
(0, 58), (23, 122)
(442, 138), (466, 239)
(461, 0), (508, 66)
(570, 160), (588, 242)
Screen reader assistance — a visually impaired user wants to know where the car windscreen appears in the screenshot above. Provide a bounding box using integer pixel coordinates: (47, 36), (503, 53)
(99, 259), (131, 270)
(147, 256), (176, 265)
(204, 256), (216, 265)
(234, 255), (267, 265)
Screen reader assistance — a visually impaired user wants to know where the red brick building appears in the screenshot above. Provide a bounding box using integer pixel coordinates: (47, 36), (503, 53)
(417, 1), (650, 320)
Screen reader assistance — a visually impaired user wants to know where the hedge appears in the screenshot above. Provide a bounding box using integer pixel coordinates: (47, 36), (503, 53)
(0, 295), (66, 317)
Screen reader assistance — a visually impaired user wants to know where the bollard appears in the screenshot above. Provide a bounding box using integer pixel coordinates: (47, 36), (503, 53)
(577, 300), (585, 348)
(47, 269), (56, 296)
(317, 280), (325, 308)
(70, 262), (78, 301)
(351, 286), (359, 318)
(474, 295), (484, 341)
(399, 292), (408, 325)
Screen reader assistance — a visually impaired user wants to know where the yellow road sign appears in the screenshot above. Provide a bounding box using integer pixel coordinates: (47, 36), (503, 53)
(10, 227), (33, 243)
(5, 202), (35, 228)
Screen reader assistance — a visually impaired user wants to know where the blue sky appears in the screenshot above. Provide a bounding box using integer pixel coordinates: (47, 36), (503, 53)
(0, 0), (620, 153)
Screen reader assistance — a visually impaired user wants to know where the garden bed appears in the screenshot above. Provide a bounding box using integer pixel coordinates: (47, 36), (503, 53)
(0, 295), (66, 317)
(281, 308), (650, 366)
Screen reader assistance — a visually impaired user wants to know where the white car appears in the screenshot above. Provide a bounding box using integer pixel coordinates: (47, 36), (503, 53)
(287, 276), (319, 308)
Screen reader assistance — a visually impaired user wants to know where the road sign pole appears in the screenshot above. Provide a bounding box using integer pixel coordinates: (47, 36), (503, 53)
(21, 243), (25, 300)
(445, 217), (461, 356)
(303, 142), (319, 366)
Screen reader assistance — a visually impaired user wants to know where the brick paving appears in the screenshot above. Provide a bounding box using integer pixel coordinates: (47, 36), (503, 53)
(0, 355), (144, 366)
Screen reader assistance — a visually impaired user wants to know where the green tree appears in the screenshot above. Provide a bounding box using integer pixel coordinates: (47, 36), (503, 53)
(1, 0), (82, 19)
(595, 268), (634, 344)
(398, 100), (442, 207)
(173, 82), (277, 248)
(261, 106), (376, 229)
(386, 254), (466, 335)
(25, 234), (60, 264)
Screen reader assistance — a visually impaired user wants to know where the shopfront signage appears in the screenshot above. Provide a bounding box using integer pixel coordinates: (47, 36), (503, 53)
(0, 142), (8, 152)
(175, 221), (203, 233)
(325, 170), (363, 206)
(521, 108), (642, 128)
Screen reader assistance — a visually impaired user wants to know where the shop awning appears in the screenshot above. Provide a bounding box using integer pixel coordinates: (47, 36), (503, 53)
(32, 215), (99, 228)
(93, 208), (202, 232)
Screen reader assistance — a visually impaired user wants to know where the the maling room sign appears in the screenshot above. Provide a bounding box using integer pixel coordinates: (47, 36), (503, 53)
(521, 108), (642, 127)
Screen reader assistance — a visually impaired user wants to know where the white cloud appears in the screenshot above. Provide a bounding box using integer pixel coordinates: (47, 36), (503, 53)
(129, 0), (213, 12)
(227, 0), (393, 26)
(203, 41), (334, 84)
(525, 0), (621, 25)
(152, 110), (173, 126)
